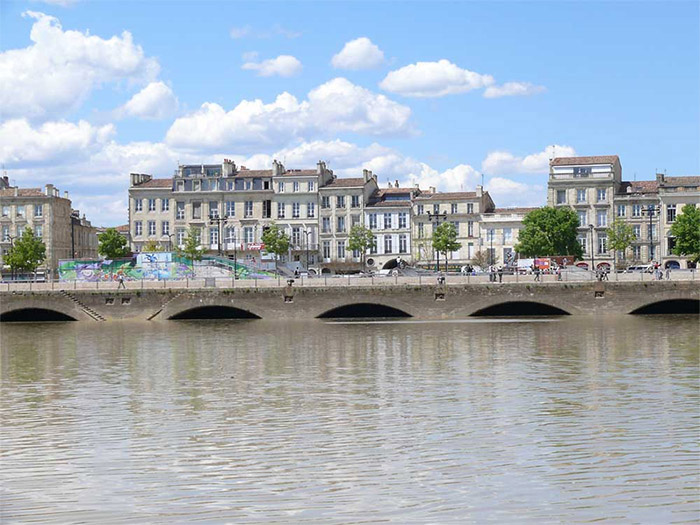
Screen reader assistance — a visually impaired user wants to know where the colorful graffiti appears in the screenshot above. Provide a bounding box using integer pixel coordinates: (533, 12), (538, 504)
(58, 254), (195, 282)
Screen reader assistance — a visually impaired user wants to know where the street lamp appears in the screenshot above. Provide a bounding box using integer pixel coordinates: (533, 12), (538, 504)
(208, 213), (226, 256)
(589, 224), (595, 272)
(641, 204), (659, 263)
(427, 211), (447, 272)
(489, 229), (494, 266)
(302, 229), (312, 270)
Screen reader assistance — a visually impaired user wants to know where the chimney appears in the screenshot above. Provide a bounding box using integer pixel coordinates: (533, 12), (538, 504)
(363, 169), (370, 182)
(394, 180), (399, 188)
(476, 185), (483, 197)
(64, 190), (69, 200)
(429, 186), (436, 194)
(14, 187), (19, 197)
(316, 160), (326, 175)
(414, 184), (420, 189)
(656, 172), (665, 184)
(130, 173), (152, 186)
(0, 176), (9, 189)
(45, 184), (54, 196)
(273, 159), (285, 176)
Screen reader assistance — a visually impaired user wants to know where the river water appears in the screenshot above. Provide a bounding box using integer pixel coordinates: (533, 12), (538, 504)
(1, 316), (698, 523)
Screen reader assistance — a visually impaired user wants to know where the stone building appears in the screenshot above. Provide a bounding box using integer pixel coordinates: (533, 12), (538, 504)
(480, 207), (539, 266)
(0, 177), (97, 275)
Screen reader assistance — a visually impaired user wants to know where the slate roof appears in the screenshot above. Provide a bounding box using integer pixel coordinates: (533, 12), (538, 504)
(415, 191), (477, 200)
(0, 188), (44, 197)
(551, 155), (619, 166)
(321, 177), (365, 188)
(137, 178), (173, 188)
(280, 169), (317, 177)
(663, 176), (700, 186)
(617, 181), (659, 194)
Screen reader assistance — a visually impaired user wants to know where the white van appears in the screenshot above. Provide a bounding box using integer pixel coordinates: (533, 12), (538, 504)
(626, 264), (653, 273)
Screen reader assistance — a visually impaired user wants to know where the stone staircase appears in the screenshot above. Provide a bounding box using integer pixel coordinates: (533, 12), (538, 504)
(147, 291), (184, 320)
(59, 290), (106, 321)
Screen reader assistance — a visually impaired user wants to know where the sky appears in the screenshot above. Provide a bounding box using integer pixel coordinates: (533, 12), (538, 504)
(0, 0), (698, 226)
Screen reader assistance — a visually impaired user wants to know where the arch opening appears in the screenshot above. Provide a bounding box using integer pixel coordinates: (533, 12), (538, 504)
(318, 303), (412, 319)
(471, 301), (570, 317)
(630, 299), (699, 315)
(168, 305), (261, 320)
(0, 308), (76, 322)
(382, 258), (398, 270)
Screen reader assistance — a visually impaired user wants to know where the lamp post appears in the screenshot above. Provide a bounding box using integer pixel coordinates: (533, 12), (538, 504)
(208, 213), (226, 256)
(7, 234), (15, 281)
(489, 229), (494, 266)
(427, 211), (447, 272)
(589, 224), (595, 272)
(641, 204), (659, 263)
(302, 229), (312, 270)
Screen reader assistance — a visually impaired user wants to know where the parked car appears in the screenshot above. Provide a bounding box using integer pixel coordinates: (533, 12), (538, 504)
(626, 265), (653, 273)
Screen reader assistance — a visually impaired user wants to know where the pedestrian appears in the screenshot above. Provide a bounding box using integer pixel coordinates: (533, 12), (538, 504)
(665, 267), (671, 280)
(534, 267), (540, 282)
(603, 268), (609, 281)
(497, 265), (503, 283)
(556, 266), (562, 281)
(117, 274), (126, 289)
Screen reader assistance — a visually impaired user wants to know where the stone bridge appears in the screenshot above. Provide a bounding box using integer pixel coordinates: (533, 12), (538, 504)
(0, 281), (698, 322)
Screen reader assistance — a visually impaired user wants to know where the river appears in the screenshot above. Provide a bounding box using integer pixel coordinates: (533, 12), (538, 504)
(1, 316), (698, 523)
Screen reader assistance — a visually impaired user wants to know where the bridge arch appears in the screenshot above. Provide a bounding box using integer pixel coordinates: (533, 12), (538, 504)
(471, 301), (571, 317)
(630, 299), (699, 315)
(0, 308), (77, 322)
(317, 302), (412, 319)
(168, 305), (262, 320)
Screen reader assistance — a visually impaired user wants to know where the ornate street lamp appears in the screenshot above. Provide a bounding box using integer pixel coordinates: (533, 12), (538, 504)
(427, 211), (447, 272)
(589, 224), (595, 272)
(641, 204), (660, 263)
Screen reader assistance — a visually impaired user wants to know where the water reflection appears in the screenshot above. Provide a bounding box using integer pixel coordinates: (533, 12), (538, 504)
(1, 316), (698, 523)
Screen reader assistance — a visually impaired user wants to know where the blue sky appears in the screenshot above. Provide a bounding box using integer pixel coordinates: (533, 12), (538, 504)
(1, 0), (698, 225)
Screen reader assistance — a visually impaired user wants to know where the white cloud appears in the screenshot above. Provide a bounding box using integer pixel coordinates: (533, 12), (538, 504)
(380, 59), (494, 98)
(482, 145), (577, 175)
(485, 177), (545, 207)
(484, 82), (546, 99)
(0, 118), (114, 165)
(241, 55), (302, 77)
(118, 81), (179, 120)
(331, 37), (385, 70)
(0, 11), (159, 120)
(230, 26), (252, 39)
(230, 24), (301, 39)
(165, 78), (413, 151)
(31, 0), (79, 6)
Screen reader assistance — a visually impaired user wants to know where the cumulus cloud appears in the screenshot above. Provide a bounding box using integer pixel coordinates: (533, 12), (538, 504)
(165, 77), (414, 151)
(380, 59), (494, 97)
(0, 11), (159, 120)
(484, 82), (546, 99)
(117, 81), (179, 120)
(485, 177), (545, 207)
(230, 24), (301, 39)
(241, 55), (302, 77)
(331, 37), (385, 70)
(482, 145), (577, 175)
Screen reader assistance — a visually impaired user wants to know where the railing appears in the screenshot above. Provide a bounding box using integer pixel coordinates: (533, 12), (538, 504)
(1, 269), (695, 292)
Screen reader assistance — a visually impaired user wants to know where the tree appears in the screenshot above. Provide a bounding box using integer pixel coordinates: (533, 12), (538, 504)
(515, 207), (583, 259)
(471, 249), (497, 270)
(670, 204), (700, 263)
(432, 222), (461, 272)
(347, 225), (375, 266)
(5, 227), (46, 277)
(142, 239), (164, 252)
(178, 226), (203, 267)
(606, 219), (636, 269)
(98, 227), (129, 258)
(261, 222), (290, 273)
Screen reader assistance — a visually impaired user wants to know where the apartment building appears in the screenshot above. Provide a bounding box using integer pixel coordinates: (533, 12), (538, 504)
(657, 174), (700, 268)
(0, 177), (97, 274)
(480, 207), (539, 266)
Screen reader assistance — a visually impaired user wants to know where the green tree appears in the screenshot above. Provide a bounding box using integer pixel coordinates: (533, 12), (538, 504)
(98, 227), (129, 258)
(515, 207), (583, 259)
(606, 219), (636, 269)
(261, 222), (290, 273)
(5, 227), (46, 277)
(471, 249), (497, 270)
(178, 226), (203, 267)
(432, 222), (462, 272)
(670, 204), (700, 263)
(142, 239), (164, 252)
(347, 225), (375, 266)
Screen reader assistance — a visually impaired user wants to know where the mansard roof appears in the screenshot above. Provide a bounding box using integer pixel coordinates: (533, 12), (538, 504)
(551, 155), (619, 166)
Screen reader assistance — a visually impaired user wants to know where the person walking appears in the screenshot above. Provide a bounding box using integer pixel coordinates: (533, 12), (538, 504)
(117, 274), (126, 289)
(534, 267), (540, 282)
(556, 266), (562, 281)
(665, 266), (671, 280)
(497, 265), (503, 283)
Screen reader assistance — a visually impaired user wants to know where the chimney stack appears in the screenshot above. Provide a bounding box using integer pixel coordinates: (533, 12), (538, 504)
(44, 184), (54, 196)
(316, 160), (326, 175)
(64, 190), (69, 200)
(476, 185), (483, 197)
(394, 180), (399, 188)
(429, 186), (436, 194)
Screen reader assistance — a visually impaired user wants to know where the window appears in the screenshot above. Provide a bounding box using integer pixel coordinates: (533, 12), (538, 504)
(418, 223), (424, 238)
(292, 202), (300, 218)
(16, 225), (24, 237)
(417, 204), (424, 215)
(209, 201), (219, 218)
(632, 245), (641, 260)
(399, 234), (407, 253)
(321, 196), (330, 208)
(161, 199), (169, 212)
(578, 211), (587, 227)
(384, 213), (392, 229)
(369, 213), (377, 229)
(308, 181), (315, 192)
(210, 228), (218, 246)
(307, 202), (315, 218)
(192, 202), (202, 220)
(336, 196), (345, 208)
(503, 228), (512, 243)
(148, 221), (156, 236)
(597, 234), (608, 254)
(337, 240), (346, 259)
(433, 204), (440, 214)
(176, 228), (186, 247)
(337, 216), (345, 233)
(370, 236), (378, 254)
(467, 203), (474, 214)
(632, 204), (642, 217)
(467, 221), (474, 237)
(384, 235), (393, 254)
(278, 181), (285, 193)
(244, 180), (252, 191)
(576, 189), (586, 203)
(193, 180), (201, 191)
(1, 206), (9, 217)
(15, 206), (25, 218)
(35, 225), (43, 238)
(162, 221), (170, 235)
(244, 201), (253, 218)
(573, 167), (591, 177)
(597, 189), (606, 202)
(135, 221), (143, 236)
(649, 224), (657, 240)
(225, 201), (235, 217)
(667, 204), (676, 223)
(322, 217), (330, 233)
(134, 199), (143, 212)
(244, 227), (254, 244)
(225, 227), (236, 244)
(176, 202), (185, 220)
(556, 190), (566, 204)
(323, 241), (331, 260)
(351, 214), (360, 226)
(578, 235), (587, 254)
(291, 227), (301, 246)
(351, 195), (360, 208)
(633, 225), (641, 239)
(176, 180), (185, 192)
(34, 204), (43, 217)
(148, 199), (156, 212)
(293, 181), (300, 192)
(596, 210), (607, 227)
(2, 226), (9, 242)
(452, 222), (459, 235)
(617, 205), (626, 217)
(398, 212), (407, 229)
(277, 202), (285, 219)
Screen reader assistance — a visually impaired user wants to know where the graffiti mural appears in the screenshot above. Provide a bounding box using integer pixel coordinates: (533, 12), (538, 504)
(58, 254), (196, 282)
